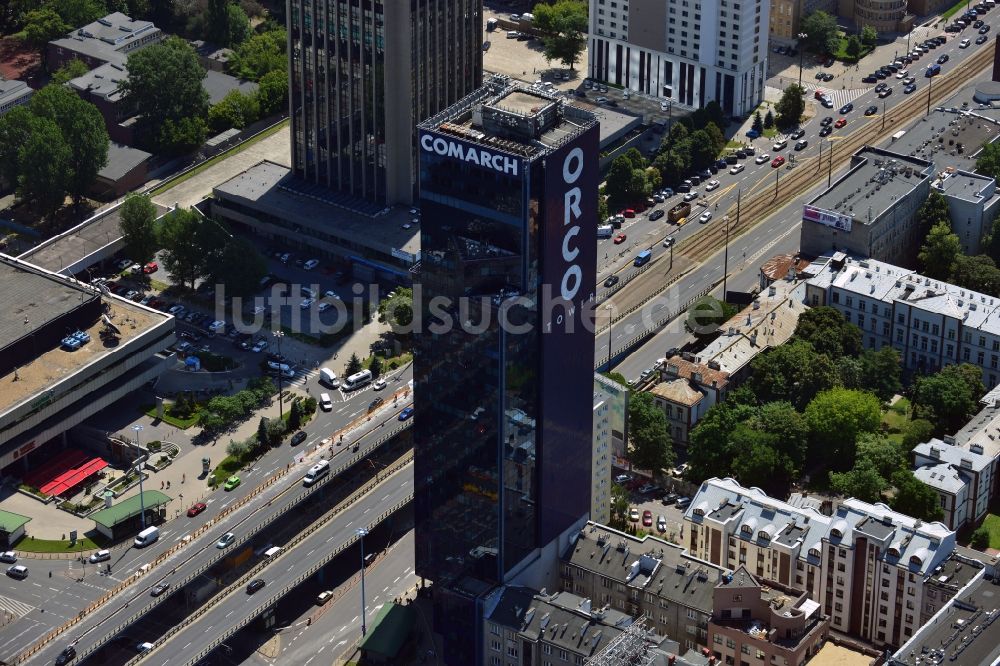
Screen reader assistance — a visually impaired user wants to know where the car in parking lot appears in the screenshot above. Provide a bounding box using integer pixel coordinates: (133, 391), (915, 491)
(839, 103), (854, 114)
(641, 510), (653, 527)
(978, 34), (990, 43)
(704, 179), (720, 191)
(789, 129), (805, 140)
(252, 339), (268, 353)
(772, 139), (787, 151)
(0, 551), (15, 564)
(961, 38), (972, 47)
(224, 475), (241, 491)
(771, 156), (786, 168)
(981, 24), (991, 33)
(649, 209), (665, 220)
(862, 75), (878, 83)
(613, 233), (627, 244)
(675, 497), (692, 510)
(595, 96), (608, 103)
(187, 502), (207, 517)
(904, 83), (917, 93)
(247, 579), (266, 594)
(794, 139), (809, 150)
(878, 87), (893, 98)
(151, 582), (170, 597)
(819, 125), (833, 137)
(300, 298), (314, 309)
(656, 516), (667, 532)
(755, 152), (770, 164)
(865, 105), (879, 116)
(628, 508), (640, 521)
(303, 259), (320, 270)
(614, 473), (632, 484)
(834, 117), (847, 128)
(604, 275), (620, 288)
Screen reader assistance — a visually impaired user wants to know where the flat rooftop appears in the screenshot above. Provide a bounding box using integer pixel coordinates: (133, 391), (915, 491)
(19, 201), (170, 274)
(891, 106), (1000, 173)
(68, 62), (127, 102)
(0, 78), (31, 107)
(212, 160), (420, 259)
(809, 147), (932, 225)
(0, 260), (169, 414)
(50, 12), (160, 66)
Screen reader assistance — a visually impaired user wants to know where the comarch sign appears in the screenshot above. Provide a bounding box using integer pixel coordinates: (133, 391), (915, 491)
(420, 133), (519, 176)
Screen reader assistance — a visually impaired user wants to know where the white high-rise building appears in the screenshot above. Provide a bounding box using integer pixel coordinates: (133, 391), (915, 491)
(587, 0), (768, 116)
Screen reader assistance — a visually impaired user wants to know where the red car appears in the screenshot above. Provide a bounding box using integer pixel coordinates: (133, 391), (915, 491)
(642, 510), (653, 527)
(771, 156), (786, 168)
(834, 117), (847, 128)
(143, 262), (158, 274)
(187, 502), (207, 517)
(622, 209), (636, 218)
(613, 233), (627, 244)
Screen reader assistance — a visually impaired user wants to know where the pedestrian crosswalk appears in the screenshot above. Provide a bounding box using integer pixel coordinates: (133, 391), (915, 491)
(0, 594), (35, 618)
(803, 84), (870, 108)
(286, 367), (317, 386)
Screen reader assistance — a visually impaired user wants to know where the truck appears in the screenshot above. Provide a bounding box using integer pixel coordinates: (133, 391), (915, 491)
(486, 17), (498, 30)
(667, 202), (691, 223)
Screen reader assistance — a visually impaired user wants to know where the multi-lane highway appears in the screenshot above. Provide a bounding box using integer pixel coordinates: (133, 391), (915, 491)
(137, 465), (412, 665)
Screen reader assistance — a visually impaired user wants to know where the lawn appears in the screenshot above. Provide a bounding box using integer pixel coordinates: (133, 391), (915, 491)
(148, 118), (289, 197)
(942, 0), (970, 19)
(832, 36), (874, 64)
(763, 127), (779, 139)
(882, 396), (910, 446)
(142, 403), (201, 429)
(16, 535), (102, 553)
(979, 514), (1000, 549)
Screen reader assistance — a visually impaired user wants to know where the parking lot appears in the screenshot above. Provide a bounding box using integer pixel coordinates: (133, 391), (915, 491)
(616, 472), (694, 545)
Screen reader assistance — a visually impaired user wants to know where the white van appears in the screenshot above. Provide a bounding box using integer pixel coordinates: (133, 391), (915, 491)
(303, 460), (330, 486)
(320, 392), (333, 411)
(134, 526), (159, 548)
(319, 367), (339, 388)
(343, 369), (373, 391)
(263, 546), (283, 559)
(597, 225), (614, 239)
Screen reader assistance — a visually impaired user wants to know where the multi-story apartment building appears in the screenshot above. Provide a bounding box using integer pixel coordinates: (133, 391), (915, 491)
(839, 0), (910, 33)
(48, 12), (163, 71)
(482, 587), (632, 666)
(709, 566), (829, 666)
(649, 355), (729, 447)
(288, 0), (482, 207)
(930, 167), (1000, 256)
(587, 0), (768, 116)
(592, 375), (628, 523)
(768, 0), (837, 43)
(559, 523), (719, 652)
(685, 477), (957, 648)
(804, 254), (1000, 385)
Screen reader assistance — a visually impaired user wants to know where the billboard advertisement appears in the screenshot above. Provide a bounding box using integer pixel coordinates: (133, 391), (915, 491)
(803, 204), (853, 232)
(537, 123), (600, 544)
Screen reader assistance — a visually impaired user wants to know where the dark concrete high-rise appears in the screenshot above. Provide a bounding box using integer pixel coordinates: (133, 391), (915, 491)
(288, 0), (483, 207)
(414, 75), (600, 664)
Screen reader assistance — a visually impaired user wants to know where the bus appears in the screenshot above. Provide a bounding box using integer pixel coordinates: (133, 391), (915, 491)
(634, 250), (652, 267)
(303, 460), (330, 487)
(925, 63), (941, 77)
(342, 369), (373, 391)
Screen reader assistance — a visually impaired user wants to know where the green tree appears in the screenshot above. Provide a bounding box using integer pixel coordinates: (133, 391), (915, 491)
(255, 69), (288, 116)
(912, 363), (986, 435)
(609, 483), (629, 530)
(915, 190), (950, 241)
(890, 470), (944, 522)
(754, 401), (809, 474)
(227, 3), (252, 46)
(952, 254), (1000, 296)
(533, 0), (589, 68)
(119, 194), (159, 263)
(793, 306), (862, 360)
(855, 432), (906, 480)
(18, 117), (71, 219)
(23, 9), (70, 67)
(986, 217), (1000, 266)
(0, 106), (35, 187)
(379, 288), (414, 331)
(829, 459), (887, 502)
(845, 35), (862, 60)
(800, 11), (841, 54)
(604, 154), (650, 203)
(976, 141), (1000, 182)
(52, 0), (105, 28)
(729, 426), (793, 496)
(256, 416), (269, 447)
(288, 399), (302, 431)
(689, 129), (717, 170)
(627, 392), (675, 474)
(157, 208), (204, 288)
(228, 26), (287, 80)
(752, 111), (764, 134)
(207, 0), (230, 44)
(266, 418), (285, 446)
(122, 37), (209, 153)
(857, 347), (902, 403)
(749, 340), (840, 410)
(703, 122), (726, 156)
(774, 84), (805, 129)
(918, 221), (961, 280)
(212, 236), (267, 298)
(901, 418), (935, 449)
(861, 25), (878, 48)
(685, 296), (737, 337)
(369, 356), (383, 379)
(804, 387), (882, 470)
(687, 400), (757, 482)
(51, 58), (90, 85)
(30, 84), (109, 205)
(346, 353), (362, 376)
(208, 89), (260, 131)
(763, 109), (774, 129)
(971, 526), (991, 550)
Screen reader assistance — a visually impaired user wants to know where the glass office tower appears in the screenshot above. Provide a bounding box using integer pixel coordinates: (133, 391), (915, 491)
(288, 0), (482, 206)
(414, 75), (600, 663)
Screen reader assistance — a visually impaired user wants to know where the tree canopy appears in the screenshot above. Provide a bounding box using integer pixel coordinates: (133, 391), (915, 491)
(794, 306), (862, 361)
(918, 221), (961, 280)
(976, 141), (1000, 182)
(533, 1), (589, 69)
(228, 26), (287, 80)
(23, 9), (70, 66)
(749, 340), (840, 410)
(911, 363), (986, 435)
(804, 387), (882, 471)
(628, 392), (675, 474)
(890, 470), (943, 522)
(119, 194), (159, 264)
(800, 11), (840, 55)
(208, 89), (260, 131)
(774, 85), (805, 129)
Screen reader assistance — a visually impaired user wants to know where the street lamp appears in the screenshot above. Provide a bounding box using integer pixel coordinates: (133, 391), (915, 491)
(604, 304), (614, 369)
(133, 424), (146, 529)
(272, 329), (284, 421)
(797, 33), (808, 87)
(357, 527), (369, 636)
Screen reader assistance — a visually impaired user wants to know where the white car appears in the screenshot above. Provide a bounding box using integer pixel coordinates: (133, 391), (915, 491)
(704, 179), (720, 191)
(699, 210), (713, 223)
(303, 259), (320, 270)
(251, 340), (268, 353)
(168, 305), (186, 315)
(729, 163), (745, 174)
(89, 550), (111, 563)
(373, 378), (387, 390)
(0, 551), (16, 564)
(628, 508), (640, 522)
(595, 96), (608, 103)
(660, 100), (669, 111)
(755, 152), (770, 164)
(323, 290), (341, 300)
(300, 298), (315, 309)
(772, 139), (787, 151)
(960, 38), (971, 47)
(216, 532), (236, 549)
(683, 190), (699, 202)
(318, 302), (332, 312)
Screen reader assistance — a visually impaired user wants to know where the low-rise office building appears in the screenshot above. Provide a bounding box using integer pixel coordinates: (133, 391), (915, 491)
(685, 477), (957, 648)
(48, 12), (163, 71)
(560, 522), (719, 652)
(930, 166), (1000, 256)
(648, 356), (729, 447)
(0, 78), (32, 117)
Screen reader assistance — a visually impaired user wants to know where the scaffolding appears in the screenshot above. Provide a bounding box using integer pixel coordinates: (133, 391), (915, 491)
(585, 618), (657, 666)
